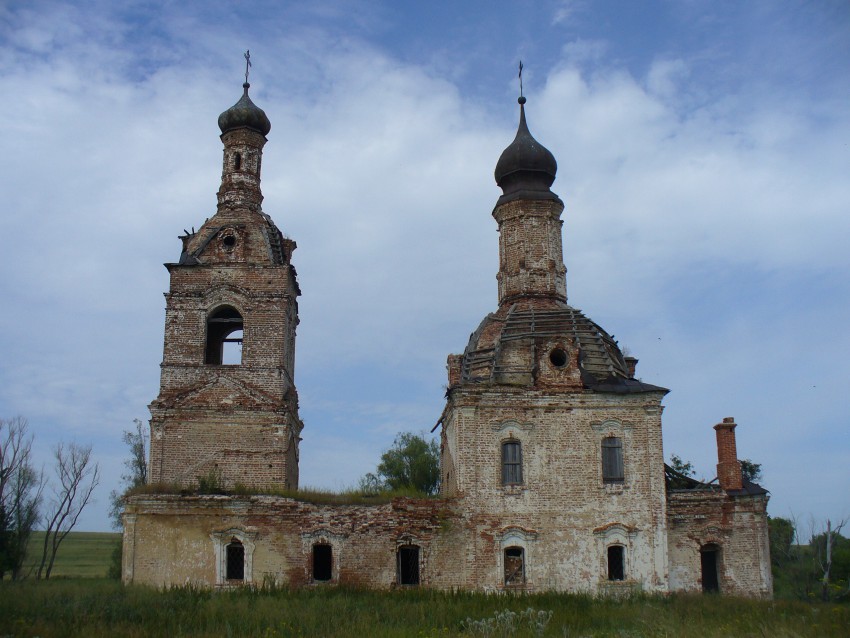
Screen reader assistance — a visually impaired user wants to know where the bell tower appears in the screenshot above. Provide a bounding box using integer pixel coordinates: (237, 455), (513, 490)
(148, 74), (302, 491)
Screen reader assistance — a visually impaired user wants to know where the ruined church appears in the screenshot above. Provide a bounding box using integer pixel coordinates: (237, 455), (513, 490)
(122, 76), (773, 597)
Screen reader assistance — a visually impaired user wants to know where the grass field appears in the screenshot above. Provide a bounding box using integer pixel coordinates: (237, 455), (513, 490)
(3, 533), (848, 636)
(18, 531), (121, 579)
(1, 580), (848, 637)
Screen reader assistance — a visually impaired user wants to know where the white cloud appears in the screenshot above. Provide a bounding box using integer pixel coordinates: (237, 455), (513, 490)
(0, 1), (847, 530)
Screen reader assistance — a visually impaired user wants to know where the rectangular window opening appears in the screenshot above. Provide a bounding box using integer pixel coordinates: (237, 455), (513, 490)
(504, 546), (525, 586)
(602, 436), (624, 483)
(502, 441), (523, 485)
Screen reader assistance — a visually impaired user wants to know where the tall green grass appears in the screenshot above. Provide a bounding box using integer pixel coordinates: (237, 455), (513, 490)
(1, 580), (847, 637)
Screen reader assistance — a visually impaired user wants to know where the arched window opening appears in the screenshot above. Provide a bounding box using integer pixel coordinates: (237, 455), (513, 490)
(502, 440), (523, 485)
(234, 152), (242, 171)
(226, 538), (244, 580)
(312, 544), (332, 582)
(206, 306), (244, 365)
(607, 545), (625, 581)
(701, 544), (720, 593)
(504, 546), (525, 586)
(397, 545), (420, 586)
(602, 436), (624, 483)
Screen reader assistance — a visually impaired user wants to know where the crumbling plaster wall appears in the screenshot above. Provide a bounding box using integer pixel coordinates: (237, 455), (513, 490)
(123, 495), (465, 589)
(441, 387), (670, 593)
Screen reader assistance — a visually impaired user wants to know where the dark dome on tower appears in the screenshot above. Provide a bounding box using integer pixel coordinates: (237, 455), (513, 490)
(494, 97), (558, 203)
(218, 83), (271, 136)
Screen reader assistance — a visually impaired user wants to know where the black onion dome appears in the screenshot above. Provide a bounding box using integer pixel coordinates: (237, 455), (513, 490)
(218, 83), (271, 136)
(494, 97), (557, 201)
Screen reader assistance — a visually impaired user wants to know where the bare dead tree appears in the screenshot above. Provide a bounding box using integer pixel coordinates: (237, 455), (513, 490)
(0, 417), (44, 579)
(36, 442), (99, 580)
(812, 516), (848, 602)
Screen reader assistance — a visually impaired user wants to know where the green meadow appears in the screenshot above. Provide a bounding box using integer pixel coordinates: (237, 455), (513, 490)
(2, 532), (847, 637)
(16, 531), (121, 579)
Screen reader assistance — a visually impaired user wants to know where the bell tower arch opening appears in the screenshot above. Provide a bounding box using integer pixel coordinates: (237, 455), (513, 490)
(205, 305), (244, 365)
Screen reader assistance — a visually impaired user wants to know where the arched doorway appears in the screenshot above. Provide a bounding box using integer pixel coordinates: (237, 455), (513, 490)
(226, 538), (245, 581)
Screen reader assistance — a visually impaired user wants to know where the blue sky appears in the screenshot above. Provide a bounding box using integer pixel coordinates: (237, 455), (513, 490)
(1, 0), (848, 532)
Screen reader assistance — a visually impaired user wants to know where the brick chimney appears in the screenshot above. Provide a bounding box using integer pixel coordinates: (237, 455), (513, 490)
(714, 417), (742, 491)
(447, 354), (463, 387)
(624, 356), (638, 379)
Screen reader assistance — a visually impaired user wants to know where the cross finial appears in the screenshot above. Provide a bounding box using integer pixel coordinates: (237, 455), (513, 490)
(244, 50), (252, 84)
(518, 60), (524, 98)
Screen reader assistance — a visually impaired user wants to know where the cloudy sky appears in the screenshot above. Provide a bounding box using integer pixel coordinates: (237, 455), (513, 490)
(1, 0), (848, 532)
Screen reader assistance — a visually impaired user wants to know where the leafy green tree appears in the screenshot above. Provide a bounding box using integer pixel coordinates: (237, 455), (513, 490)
(668, 454), (695, 477)
(740, 458), (763, 483)
(360, 432), (440, 495)
(108, 419), (149, 530)
(0, 416), (43, 580)
(107, 419), (149, 579)
(769, 516), (796, 568)
(666, 454), (698, 489)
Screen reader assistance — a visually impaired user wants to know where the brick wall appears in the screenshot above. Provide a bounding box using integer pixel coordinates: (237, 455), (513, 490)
(440, 384), (670, 593)
(493, 198), (567, 305)
(667, 489), (772, 598)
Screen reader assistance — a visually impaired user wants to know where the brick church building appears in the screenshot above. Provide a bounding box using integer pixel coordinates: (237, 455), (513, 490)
(122, 77), (772, 597)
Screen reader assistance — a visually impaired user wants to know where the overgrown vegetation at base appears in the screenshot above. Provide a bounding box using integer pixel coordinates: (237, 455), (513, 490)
(1, 581), (848, 637)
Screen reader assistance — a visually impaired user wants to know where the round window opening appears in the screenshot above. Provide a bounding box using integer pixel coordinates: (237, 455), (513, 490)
(222, 234), (237, 249)
(549, 348), (568, 368)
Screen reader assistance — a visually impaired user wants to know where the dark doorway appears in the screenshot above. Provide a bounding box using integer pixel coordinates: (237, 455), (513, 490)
(226, 539), (244, 580)
(313, 544), (332, 582)
(397, 545), (420, 585)
(701, 544), (720, 593)
(504, 546), (525, 586)
(607, 545), (625, 581)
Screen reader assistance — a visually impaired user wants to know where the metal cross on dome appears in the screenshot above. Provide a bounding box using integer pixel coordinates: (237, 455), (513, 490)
(244, 50), (251, 84)
(518, 60), (524, 98)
